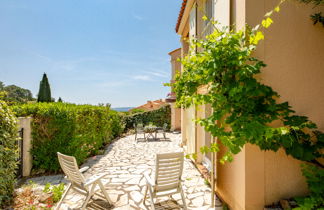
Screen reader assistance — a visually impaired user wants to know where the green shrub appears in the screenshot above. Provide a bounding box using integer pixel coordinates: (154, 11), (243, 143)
(0, 100), (18, 207)
(43, 182), (65, 203)
(294, 164), (324, 209)
(123, 105), (171, 130)
(129, 108), (145, 115)
(13, 103), (124, 172)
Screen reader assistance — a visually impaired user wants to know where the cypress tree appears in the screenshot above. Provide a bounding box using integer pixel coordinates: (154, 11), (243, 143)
(37, 73), (52, 102)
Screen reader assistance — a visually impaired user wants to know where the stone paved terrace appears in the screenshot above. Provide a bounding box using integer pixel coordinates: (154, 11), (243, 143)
(24, 133), (222, 209)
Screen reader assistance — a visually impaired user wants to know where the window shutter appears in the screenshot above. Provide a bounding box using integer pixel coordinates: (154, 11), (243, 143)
(214, 0), (230, 29)
(189, 4), (197, 40)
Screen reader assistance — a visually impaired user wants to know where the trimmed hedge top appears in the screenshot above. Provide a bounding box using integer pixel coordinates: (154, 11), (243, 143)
(13, 103), (124, 172)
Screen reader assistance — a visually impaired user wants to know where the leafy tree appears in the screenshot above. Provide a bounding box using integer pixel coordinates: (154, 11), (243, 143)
(4, 85), (34, 104)
(58, 97), (63, 102)
(0, 82), (4, 90)
(37, 73), (52, 102)
(0, 81), (34, 104)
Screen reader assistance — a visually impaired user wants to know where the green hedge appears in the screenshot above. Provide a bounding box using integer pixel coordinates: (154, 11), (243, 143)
(0, 100), (18, 207)
(13, 103), (124, 172)
(124, 105), (171, 130)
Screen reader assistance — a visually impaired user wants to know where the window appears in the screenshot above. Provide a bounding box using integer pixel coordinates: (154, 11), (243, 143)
(205, 0), (213, 25)
(204, 0), (214, 36)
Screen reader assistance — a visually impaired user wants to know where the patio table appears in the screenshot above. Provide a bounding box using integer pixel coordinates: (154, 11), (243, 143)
(144, 126), (161, 140)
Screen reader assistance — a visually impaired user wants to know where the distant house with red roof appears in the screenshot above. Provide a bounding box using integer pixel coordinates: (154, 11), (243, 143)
(131, 99), (167, 112)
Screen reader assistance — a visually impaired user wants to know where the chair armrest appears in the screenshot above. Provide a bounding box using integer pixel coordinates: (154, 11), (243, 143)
(84, 173), (108, 187)
(143, 171), (155, 187)
(79, 166), (90, 173)
(63, 166), (90, 179)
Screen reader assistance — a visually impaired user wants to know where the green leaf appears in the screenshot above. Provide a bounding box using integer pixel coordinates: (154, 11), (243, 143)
(210, 143), (219, 153)
(262, 17), (273, 28)
(274, 6), (280, 12)
(192, 153), (198, 160)
(250, 31), (264, 45)
(202, 15), (208, 21)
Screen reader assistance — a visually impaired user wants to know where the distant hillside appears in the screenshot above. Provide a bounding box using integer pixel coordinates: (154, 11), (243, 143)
(112, 107), (134, 112)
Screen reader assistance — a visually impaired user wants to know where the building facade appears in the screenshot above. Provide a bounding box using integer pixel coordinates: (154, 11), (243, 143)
(173, 0), (324, 209)
(167, 48), (182, 131)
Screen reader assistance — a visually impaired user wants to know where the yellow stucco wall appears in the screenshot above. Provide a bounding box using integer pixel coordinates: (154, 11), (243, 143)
(244, 145), (308, 210)
(217, 144), (246, 210)
(244, 0), (323, 209)
(181, 38), (190, 146)
(255, 0), (324, 207)
(262, 1), (324, 130)
(171, 103), (181, 131)
(219, 145), (309, 210)
(185, 106), (196, 154)
(169, 48), (182, 81)
(264, 149), (309, 205)
(169, 48), (182, 131)
(196, 105), (205, 162)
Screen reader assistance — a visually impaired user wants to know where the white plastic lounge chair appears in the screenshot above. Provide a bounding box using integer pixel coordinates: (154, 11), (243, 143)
(155, 123), (168, 139)
(143, 152), (187, 209)
(56, 152), (112, 210)
(135, 123), (146, 142)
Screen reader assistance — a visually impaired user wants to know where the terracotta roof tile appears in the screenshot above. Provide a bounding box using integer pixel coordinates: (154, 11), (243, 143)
(131, 99), (167, 112)
(175, 0), (188, 33)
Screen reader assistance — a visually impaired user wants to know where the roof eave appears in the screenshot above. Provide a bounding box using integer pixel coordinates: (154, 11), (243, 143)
(176, 0), (195, 35)
(168, 48), (181, 55)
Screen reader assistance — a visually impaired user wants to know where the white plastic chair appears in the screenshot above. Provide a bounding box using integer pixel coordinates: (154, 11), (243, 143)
(56, 152), (112, 210)
(135, 123), (146, 142)
(155, 123), (168, 139)
(143, 152), (187, 209)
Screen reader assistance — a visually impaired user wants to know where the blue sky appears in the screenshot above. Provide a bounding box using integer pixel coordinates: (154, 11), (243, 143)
(0, 0), (181, 107)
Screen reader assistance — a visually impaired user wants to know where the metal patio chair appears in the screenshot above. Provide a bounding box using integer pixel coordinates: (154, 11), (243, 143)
(143, 152), (187, 210)
(56, 152), (112, 210)
(155, 123), (168, 139)
(135, 123), (146, 142)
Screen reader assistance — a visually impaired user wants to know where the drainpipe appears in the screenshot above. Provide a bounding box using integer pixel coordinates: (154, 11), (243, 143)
(211, 138), (215, 207)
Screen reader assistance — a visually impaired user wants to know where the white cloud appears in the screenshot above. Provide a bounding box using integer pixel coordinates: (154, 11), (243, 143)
(133, 75), (152, 81)
(33, 53), (52, 62)
(145, 70), (168, 78)
(99, 80), (128, 88)
(30, 51), (100, 72)
(132, 13), (144, 21)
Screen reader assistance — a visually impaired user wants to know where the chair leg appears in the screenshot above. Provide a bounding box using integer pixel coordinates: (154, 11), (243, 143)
(179, 185), (187, 210)
(135, 133), (137, 141)
(55, 183), (71, 210)
(163, 132), (166, 139)
(148, 186), (155, 210)
(81, 184), (96, 210)
(81, 193), (92, 210)
(143, 185), (148, 205)
(98, 180), (112, 204)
